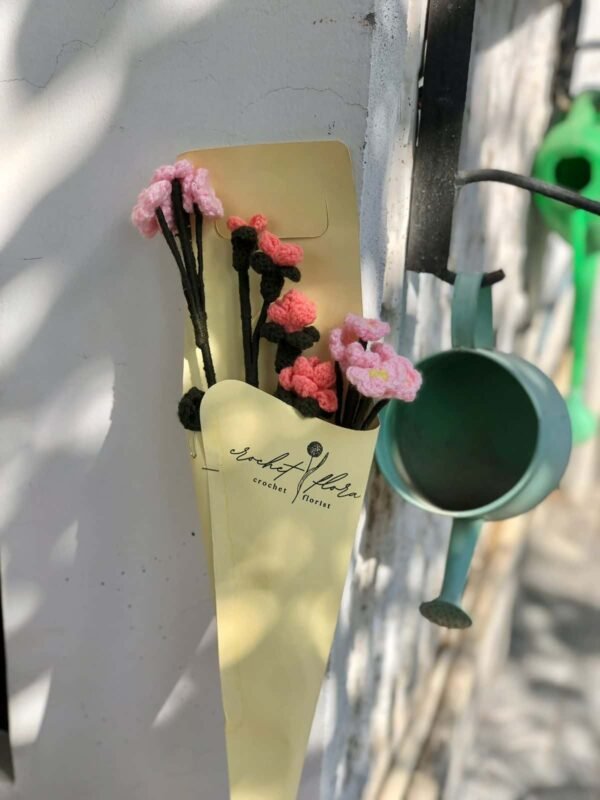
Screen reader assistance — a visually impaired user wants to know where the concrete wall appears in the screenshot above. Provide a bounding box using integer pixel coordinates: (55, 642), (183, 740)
(0, 2), (373, 798)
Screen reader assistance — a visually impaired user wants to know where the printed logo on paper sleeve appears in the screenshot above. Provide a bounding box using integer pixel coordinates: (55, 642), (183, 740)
(229, 441), (361, 510)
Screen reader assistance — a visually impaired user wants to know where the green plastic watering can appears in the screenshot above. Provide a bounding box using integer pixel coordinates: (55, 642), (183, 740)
(376, 273), (572, 629)
(533, 92), (600, 443)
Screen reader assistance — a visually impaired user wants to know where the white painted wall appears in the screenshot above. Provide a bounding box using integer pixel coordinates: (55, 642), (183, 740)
(0, 2), (374, 797)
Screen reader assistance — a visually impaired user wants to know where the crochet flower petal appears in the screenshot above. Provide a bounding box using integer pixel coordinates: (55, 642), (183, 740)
(277, 355), (338, 415)
(259, 231), (303, 266)
(266, 289), (317, 333)
(291, 375), (318, 398)
(131, 204), (159, 238)
(151, 159), (194, 184)
(344, 313), (390, 342)
(275, 242), (303, 266)
(291, 356), (316, 379)
(385, 357), (423, 401)
(139, 180), (171, 211)
(329, 328), (347, 364)
(132, 180), (174, 236)
(312, 360), (336, 389)
(151, 164), (176, 183)
(174, 159), (195, 180)
(259, 231), (280, 258)
(249, 214), (269, 232)
(346, 366), (389, 399)
(346, 351), (422, 402)
(279, 366), (294, 391)
(315, 389), (338, 413)
(194, 189), (224, 218)
(345, 342), (381, 369)
(227, 213), (268, 233)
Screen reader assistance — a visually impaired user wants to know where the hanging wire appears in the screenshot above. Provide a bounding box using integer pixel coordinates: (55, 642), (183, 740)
(456, 169), (600, 217)
(438, 168), (600, 287)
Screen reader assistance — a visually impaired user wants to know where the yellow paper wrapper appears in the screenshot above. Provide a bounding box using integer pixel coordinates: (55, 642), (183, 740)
(201, 381), (377, 800)
(178, 142), (369, 798)
(182, 140), (363, 582)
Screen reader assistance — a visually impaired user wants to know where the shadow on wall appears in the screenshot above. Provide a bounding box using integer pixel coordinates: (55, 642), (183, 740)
(0, 0), (373, 796)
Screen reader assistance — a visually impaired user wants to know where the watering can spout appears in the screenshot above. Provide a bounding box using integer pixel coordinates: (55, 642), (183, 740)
(419, 597), (472, 629)
(419, 518), (482, 629)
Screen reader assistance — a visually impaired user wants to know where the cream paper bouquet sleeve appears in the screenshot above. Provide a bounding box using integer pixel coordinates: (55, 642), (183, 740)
(180, 141), (366, 587)
(131, 142), (422, 800)
(199, 380), (377, 800)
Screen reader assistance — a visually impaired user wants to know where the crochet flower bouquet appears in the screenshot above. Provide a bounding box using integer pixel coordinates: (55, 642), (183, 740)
(132, 152), (421, 800)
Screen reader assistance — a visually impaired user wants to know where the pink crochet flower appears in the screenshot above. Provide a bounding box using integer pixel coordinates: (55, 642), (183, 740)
(329, 315), (392, 366)
(279, 356), (338, 413)
(132, 160), (223, 237)
(346, 352), (422, 401)
(267, 290), (317, 333)
(227, 214), (269, 233)
(342, 313), (390, 344)
(131, 179), (174, 238)
(259, 231), (303, 267)
(330, 331), (381, 369)
(181, 168), (224, 217)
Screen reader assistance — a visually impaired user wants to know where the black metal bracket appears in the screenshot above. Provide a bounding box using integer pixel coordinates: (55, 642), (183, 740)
(405, 0), (478, 286)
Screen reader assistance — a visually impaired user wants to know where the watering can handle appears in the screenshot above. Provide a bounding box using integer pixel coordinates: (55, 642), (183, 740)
(451, 272), (495, 349)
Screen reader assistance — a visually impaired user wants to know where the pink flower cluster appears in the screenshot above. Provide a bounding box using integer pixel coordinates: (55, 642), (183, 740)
(131, 159), (223, 238)
(279, 357), (338, 413)
(267, 290), (317, 333)
(259, 231), (303, 267)
(329, 314), (421, 401)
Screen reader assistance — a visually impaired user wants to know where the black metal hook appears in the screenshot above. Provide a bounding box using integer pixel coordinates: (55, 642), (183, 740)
(431, 168), (600, 287)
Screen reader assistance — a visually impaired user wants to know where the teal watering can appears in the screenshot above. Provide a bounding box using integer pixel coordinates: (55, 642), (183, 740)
(376, 273), (572, 629)
(533, 92), (600, 443)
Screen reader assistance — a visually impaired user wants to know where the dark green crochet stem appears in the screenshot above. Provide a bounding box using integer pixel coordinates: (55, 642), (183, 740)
(239, 267), (254, 384)
(193, 206), (205, 309)
(157, 201), (216, 388)
(173, 182), (216, 387)
(361, 399), (388, 431)
(232, 231), (257, 386)
(172, 181), (199, 310)
(342, 385), (360, 429)
(250, 300), (269, 386)
(353, 394), (372, 430)
(156, 207), (195, 316)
